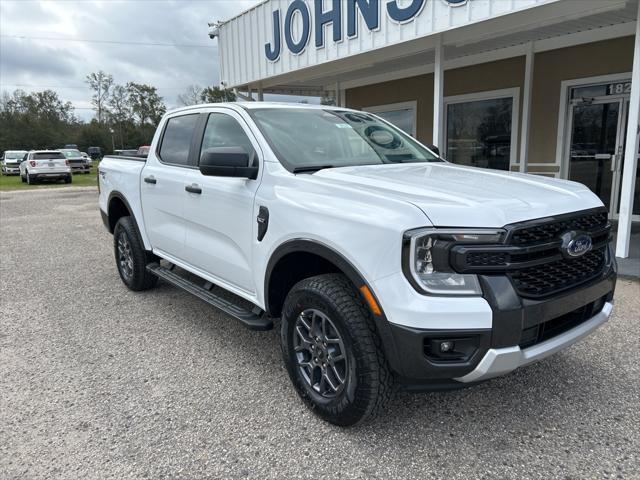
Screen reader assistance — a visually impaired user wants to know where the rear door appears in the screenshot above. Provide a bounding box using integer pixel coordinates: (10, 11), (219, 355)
(181, 108), (263, 294)
(141, 112), (200, 261)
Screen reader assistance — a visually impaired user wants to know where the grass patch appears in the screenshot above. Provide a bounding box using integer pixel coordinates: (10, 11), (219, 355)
(0, 165), (100, 191)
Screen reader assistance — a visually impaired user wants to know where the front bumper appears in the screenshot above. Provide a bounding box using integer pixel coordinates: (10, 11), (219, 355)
(2, 164), (20, 174)
(376, 254), (616, 389)
(455, 301), (612, 383)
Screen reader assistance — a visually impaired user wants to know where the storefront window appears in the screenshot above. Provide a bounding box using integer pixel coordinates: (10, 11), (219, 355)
(364, 102), (416, 137)
(445, 95), (515, 171)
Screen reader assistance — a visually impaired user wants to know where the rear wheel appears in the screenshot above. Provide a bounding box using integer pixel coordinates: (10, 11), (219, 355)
(281, 274), (394, 426)
(26, 172), (36, 184)
(20, 173), (26, 183)
(113, 216), (158, 291)
(64, 175), (72, 184)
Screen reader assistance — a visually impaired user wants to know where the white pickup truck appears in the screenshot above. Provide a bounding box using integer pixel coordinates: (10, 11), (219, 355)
(98, 103), (616, 426)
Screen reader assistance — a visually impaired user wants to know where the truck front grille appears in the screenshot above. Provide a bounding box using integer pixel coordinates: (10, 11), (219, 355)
(508, 248), (606, 298)
(450, 208), (611, 299)
(509, 211), (608, 245)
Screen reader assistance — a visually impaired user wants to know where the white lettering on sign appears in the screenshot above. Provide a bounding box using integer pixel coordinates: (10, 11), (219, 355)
(607, 83), (632, 95)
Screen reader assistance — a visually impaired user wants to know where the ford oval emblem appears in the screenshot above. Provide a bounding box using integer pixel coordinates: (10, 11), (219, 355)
(566, 234), (593, 257)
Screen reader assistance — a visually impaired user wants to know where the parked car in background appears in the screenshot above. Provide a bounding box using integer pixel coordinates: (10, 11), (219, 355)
(88, 146), (103, 160)
(137, 146), (150, 157)
(60, 149), (90, 173)
(81, 152), (93, 171)
(20, 150), (71, 184)
(119, 149), (140, 157)
(1, 150), (28, 175)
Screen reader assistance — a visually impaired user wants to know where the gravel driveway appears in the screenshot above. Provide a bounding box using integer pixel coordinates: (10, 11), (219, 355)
(1, 187), (638, 479)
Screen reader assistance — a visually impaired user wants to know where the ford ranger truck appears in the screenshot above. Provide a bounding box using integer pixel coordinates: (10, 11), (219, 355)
(98, 103), (616, 426)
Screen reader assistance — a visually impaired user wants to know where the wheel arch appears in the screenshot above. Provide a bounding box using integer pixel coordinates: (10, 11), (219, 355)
(264, 239), (402, 372)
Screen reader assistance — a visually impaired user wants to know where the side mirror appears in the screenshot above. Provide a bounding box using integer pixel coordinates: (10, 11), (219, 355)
(427, 144), (440, 157)
(199, 147), (258, 180)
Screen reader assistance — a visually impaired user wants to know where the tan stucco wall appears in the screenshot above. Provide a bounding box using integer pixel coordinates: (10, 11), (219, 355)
(346, 75), (435, 142)
(528, 36), (635, 164)
(345, 36), (635, 171)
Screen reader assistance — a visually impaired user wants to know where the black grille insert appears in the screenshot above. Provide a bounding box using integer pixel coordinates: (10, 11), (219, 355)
(508, 248), (606, 298)
(509, 211), (608, 246)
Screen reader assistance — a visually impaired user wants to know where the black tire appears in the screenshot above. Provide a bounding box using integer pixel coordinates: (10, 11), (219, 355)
(64, 175), (72, 184)
(281, 274), (394, 426)
(27, 172), (36, 184)
(113, 216), (158, 291)
(20, 173), (26, 183)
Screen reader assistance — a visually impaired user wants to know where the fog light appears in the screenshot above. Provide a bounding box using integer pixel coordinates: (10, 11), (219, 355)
(439, 341), (455, 353)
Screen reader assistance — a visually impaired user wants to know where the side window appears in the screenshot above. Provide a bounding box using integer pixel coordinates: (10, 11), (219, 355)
(158, 114), (199, 166)
(200, 113), (256, 165)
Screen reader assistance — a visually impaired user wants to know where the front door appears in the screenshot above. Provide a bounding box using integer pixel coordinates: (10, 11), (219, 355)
(181, 108), (262, 295)
(566, 81), (638, 219)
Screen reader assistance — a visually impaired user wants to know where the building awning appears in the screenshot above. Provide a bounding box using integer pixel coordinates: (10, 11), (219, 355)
(212, 0), (638, 95)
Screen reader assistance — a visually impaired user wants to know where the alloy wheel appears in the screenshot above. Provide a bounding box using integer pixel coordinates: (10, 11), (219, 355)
(117, 232), (134, 280)
(294, 308), (348, 398)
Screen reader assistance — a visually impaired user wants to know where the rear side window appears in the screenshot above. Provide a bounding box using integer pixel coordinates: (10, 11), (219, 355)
(159, 114), (199, 166)
(200, 113), (256, 164)
(33, 152), (65, 160)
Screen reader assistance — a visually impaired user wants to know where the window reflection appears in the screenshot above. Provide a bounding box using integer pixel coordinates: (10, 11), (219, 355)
(446, 97), (513, 171)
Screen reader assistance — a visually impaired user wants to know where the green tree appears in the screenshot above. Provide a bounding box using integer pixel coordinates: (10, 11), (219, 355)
(127, 82), (166, 126)
(86, 71), (114, 123)
(200, 86), (236, 103)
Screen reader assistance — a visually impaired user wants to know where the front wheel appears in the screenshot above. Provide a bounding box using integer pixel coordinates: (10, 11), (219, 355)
(281, 274), (394, 426)
(113, 216), (158, 291)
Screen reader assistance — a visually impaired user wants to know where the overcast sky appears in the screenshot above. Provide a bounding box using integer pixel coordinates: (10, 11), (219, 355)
(0, 0), (259, 120)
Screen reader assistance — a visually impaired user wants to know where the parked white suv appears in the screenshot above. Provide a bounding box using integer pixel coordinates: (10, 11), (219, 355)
(1, 150), (28, 175)
(20, 150), (72, 185)
(98, 103), (616, 426)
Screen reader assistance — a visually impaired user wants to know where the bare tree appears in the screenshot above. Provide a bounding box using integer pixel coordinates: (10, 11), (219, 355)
(177, 84), (204, 106)
(86, 71), (114, 123)
(107, 85), (132, 148)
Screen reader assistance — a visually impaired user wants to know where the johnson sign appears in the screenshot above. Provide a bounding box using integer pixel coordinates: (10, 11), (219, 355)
(265, 0), (469, 61)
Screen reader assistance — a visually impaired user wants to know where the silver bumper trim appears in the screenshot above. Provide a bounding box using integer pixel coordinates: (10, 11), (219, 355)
(455, 301), (613, 383)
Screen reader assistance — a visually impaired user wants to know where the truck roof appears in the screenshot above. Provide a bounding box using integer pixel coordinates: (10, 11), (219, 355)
(165, 102), (354, 116)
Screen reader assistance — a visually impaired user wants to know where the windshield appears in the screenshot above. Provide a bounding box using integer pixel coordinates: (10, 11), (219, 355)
(4, 151), (26, 160)
(61, 150), (81, 158)
(249, 108), (441, 171)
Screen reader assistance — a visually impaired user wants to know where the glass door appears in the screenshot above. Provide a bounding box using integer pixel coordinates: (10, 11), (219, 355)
(567, 98), (624, 212)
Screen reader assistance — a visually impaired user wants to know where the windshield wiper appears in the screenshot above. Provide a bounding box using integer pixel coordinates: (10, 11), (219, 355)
(292, 164), (335, 174)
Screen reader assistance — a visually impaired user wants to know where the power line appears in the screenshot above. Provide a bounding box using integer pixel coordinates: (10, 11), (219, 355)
(1, 34), (214, 48)
(0, 83), (195, 90)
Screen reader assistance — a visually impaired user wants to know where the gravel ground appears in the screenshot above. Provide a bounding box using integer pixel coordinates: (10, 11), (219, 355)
(1, 187), (639, 480)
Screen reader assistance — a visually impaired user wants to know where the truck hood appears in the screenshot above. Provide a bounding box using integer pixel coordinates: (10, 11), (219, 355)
(313, 163), (603, 227)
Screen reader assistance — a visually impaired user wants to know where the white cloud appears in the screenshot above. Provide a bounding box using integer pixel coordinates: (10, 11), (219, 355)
(0, 0), (256, 120)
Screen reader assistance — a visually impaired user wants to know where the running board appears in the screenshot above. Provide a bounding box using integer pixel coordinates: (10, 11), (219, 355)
(146, 263), (273, 331)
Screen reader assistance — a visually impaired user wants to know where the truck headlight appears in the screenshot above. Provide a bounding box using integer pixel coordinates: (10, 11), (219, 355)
(403, 228), (504, 296)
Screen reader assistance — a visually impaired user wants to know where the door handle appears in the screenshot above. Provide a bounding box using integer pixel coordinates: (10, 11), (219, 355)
(144, 176), (157, 184)
(185, 184), (202, 194)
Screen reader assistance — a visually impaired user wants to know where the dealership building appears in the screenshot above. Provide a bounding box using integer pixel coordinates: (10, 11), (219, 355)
(211, 0), (640, 260)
